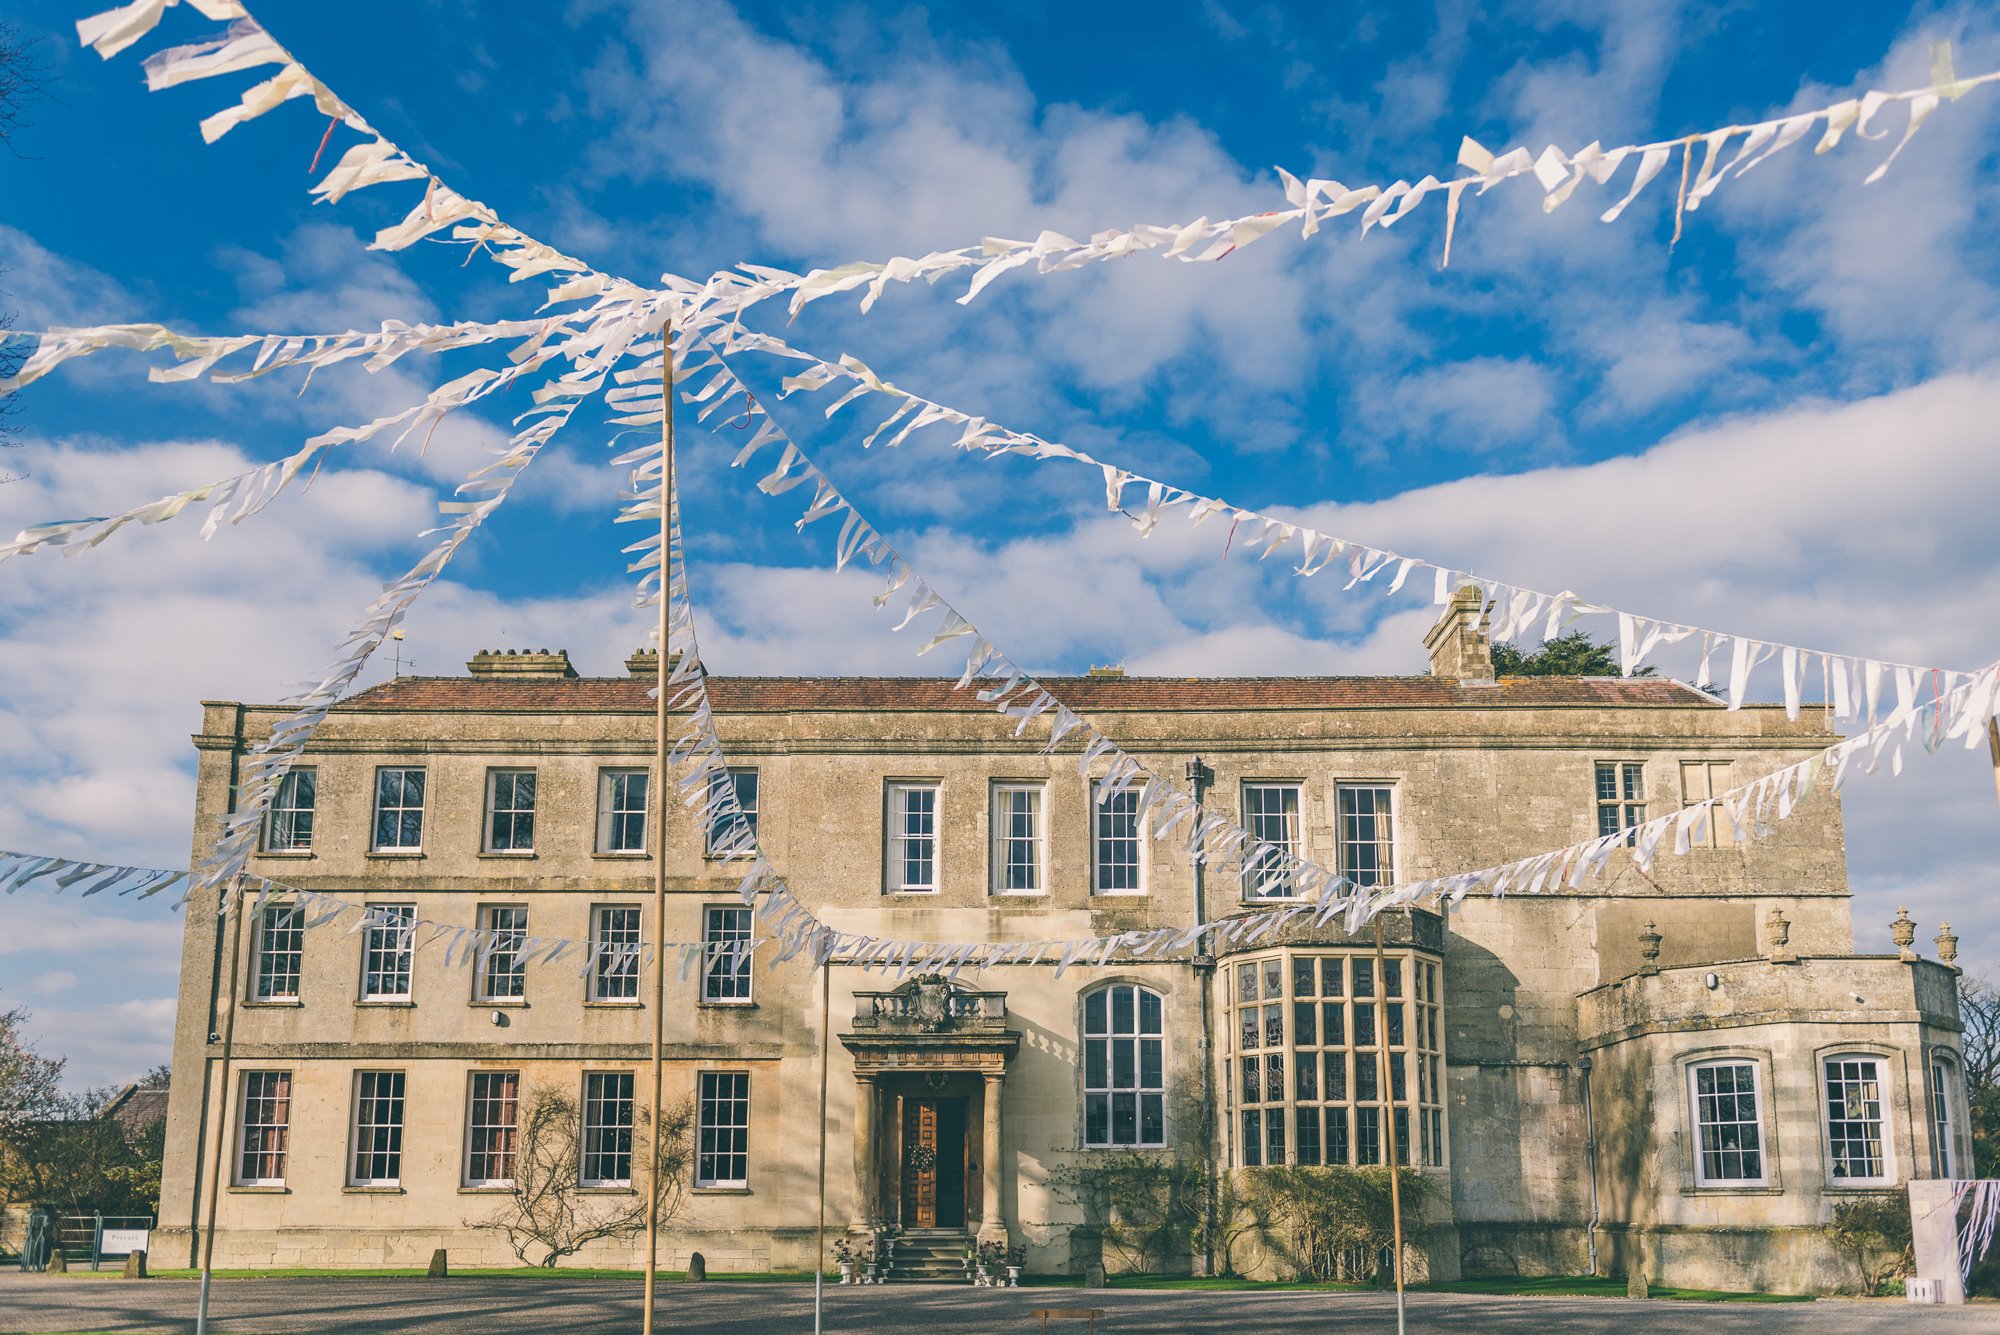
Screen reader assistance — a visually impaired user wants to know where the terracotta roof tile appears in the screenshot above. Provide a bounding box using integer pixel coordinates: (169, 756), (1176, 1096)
(335, 674), (1718, 714)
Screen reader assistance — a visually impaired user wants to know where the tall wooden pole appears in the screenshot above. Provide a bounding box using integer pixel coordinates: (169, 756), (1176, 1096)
(814, 959), (831, 1335)
(642, 332), (676, 1335)
(1374, 914), (1406, 1335)
(195, 882), (247, 1335)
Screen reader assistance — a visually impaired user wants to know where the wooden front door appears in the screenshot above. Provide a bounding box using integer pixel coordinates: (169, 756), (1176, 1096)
(900, 1097), (967, 1228)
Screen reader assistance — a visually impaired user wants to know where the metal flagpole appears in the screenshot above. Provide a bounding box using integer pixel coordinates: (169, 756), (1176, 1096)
(1374, 915), (1406, 1335)
(642, 329), (676, 1335)
(815, 960), (831, 1335)
(196, 880), (247, 1335)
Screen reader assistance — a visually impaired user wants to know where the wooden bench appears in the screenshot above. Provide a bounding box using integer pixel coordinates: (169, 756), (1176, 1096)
(1030, 1308), (1107, 1333)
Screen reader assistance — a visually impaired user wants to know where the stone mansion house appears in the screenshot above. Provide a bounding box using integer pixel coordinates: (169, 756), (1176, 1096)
(154, 599), (1971, 1292)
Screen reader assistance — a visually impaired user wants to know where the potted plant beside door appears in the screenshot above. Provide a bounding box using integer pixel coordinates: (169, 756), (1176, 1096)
(833, 1237), (856, 1285)
(1004, 1244), (1025, 1288)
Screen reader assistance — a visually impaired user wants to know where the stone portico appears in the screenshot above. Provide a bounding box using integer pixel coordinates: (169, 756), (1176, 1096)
(840, 978), (1021, 1246)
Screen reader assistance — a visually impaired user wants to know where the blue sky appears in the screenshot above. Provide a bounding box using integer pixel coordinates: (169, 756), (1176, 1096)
(3, 0), (1999, 1087)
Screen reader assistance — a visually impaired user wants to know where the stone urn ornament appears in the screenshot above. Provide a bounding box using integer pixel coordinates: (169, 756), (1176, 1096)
(1893, 906), (1918, 962)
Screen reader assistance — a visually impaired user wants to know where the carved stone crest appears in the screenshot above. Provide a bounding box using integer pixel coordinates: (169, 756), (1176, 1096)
(911, 974), (954, 1032)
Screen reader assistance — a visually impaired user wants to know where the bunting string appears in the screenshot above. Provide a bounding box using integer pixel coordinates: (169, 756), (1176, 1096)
(694, 318), (1974, 725)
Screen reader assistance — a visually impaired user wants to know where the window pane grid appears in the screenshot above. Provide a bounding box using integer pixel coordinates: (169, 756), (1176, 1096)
(361, 904), (415, 999)
(599, 770), (650, 854)
(1085, 984), (1167, 1147)
(351, 1071), (405, 1185)
(591, 907), (641, 1001)
(1093, 784), (1143, 892)
(1691, 1062), (1764, 1184)
(466, 1071), (520, 1186)
(705, 769), (758, 858)
(1595, 761), (1647, 842)
(703, 906), (753, 1002)
(1227, 950), (1442, 1169)
(267, 769), (315, 851)
(1932, 1062), (1954, 1178)
(487, 769), (537, 852)
(253, 904), (303, 1000)
(1336, 785), (1395, 887)
(237, 1071), (291, 1184)
(1240, 784), (1301, 900)
(582, 1072), (634, 1185)
(477, 907), (528, 1001)
(1826, 1057), (1886, 1180)
(886, 783), (937, 892)
(372, 767), (426, 851)
(698, 1072), (750, 1186)
(993, 785), (1044, 893)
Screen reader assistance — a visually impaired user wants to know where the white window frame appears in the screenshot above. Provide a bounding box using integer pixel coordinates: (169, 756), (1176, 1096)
(464, 1070), (520, 1188)
(596, 768), (650, 855)
(704, 767), (759, 859)
(589, 905), (642, 1003)
(1687, 1059), (1768, 1187)
(474, 905), (528, 1003)
(1334, 782), (1397, 888)
(249, 901), (303, 1002)
(371, 765), (427, 852)
(580, 1071), (635, 1187)
(264, 767), (316, 852)
(696, 1071), (751, 1188)
(884, 781), (940, 894)
(348, 1070), (406, 1187)
(484, 768), (537, 854)
(1082, 983), (1167, 1147)
(234, 1069), (292, 1186)
(1240, 782), (1302, 901)
(1822, 1052), (1895, 1185)
(701, 905), (754, 1005)
(990, 781), (1047, 896)
(358, 903), (415, 1001)
(1595, 760), (1647, 843)
(1091, 780), (1147, 895)
(1932, 1057), (1957, 1179)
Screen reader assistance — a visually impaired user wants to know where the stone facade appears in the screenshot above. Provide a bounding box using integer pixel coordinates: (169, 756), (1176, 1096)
(152, 613), (1969, 1290)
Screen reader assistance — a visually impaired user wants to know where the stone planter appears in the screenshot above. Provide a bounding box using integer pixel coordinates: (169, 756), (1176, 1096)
(838, 1262), (855, 1285)
(1006, 1265), (1021, 1288)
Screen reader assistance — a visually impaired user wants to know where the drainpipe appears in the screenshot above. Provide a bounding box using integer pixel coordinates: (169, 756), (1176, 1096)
(1185, 757), (1216, 1277)
(1580, 1053), (1600, 1277)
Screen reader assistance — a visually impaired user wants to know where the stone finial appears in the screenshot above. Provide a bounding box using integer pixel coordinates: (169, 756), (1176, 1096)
(1893, 906), (1918, 962)
(1423, 584), (1495, 683)
(1936, 922), (1959, 967)
(1765, 906), (1798, 964)
(1638, 921), (1662, 975)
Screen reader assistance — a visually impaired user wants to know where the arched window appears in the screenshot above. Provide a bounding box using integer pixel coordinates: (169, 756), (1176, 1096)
(1083, 984), (1165, 1147)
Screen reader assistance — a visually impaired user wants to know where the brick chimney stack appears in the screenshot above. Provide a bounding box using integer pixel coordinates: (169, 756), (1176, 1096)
(466, 648), (578, 681)
(1423, 585), (1495, 683)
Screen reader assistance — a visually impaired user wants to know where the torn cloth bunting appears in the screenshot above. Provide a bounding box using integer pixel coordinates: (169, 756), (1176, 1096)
(703, 320), (1974, 726)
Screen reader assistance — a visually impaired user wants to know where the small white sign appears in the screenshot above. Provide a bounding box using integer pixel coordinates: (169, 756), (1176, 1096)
(99, 1228), (149, 1255)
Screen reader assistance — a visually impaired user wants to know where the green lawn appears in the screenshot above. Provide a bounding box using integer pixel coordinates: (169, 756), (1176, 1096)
(1421, 1274), (1813, 1303)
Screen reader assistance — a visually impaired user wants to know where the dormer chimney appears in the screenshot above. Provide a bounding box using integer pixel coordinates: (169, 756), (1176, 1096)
(466, 648), (578, 681)
(1423, 585), (1494, 682)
